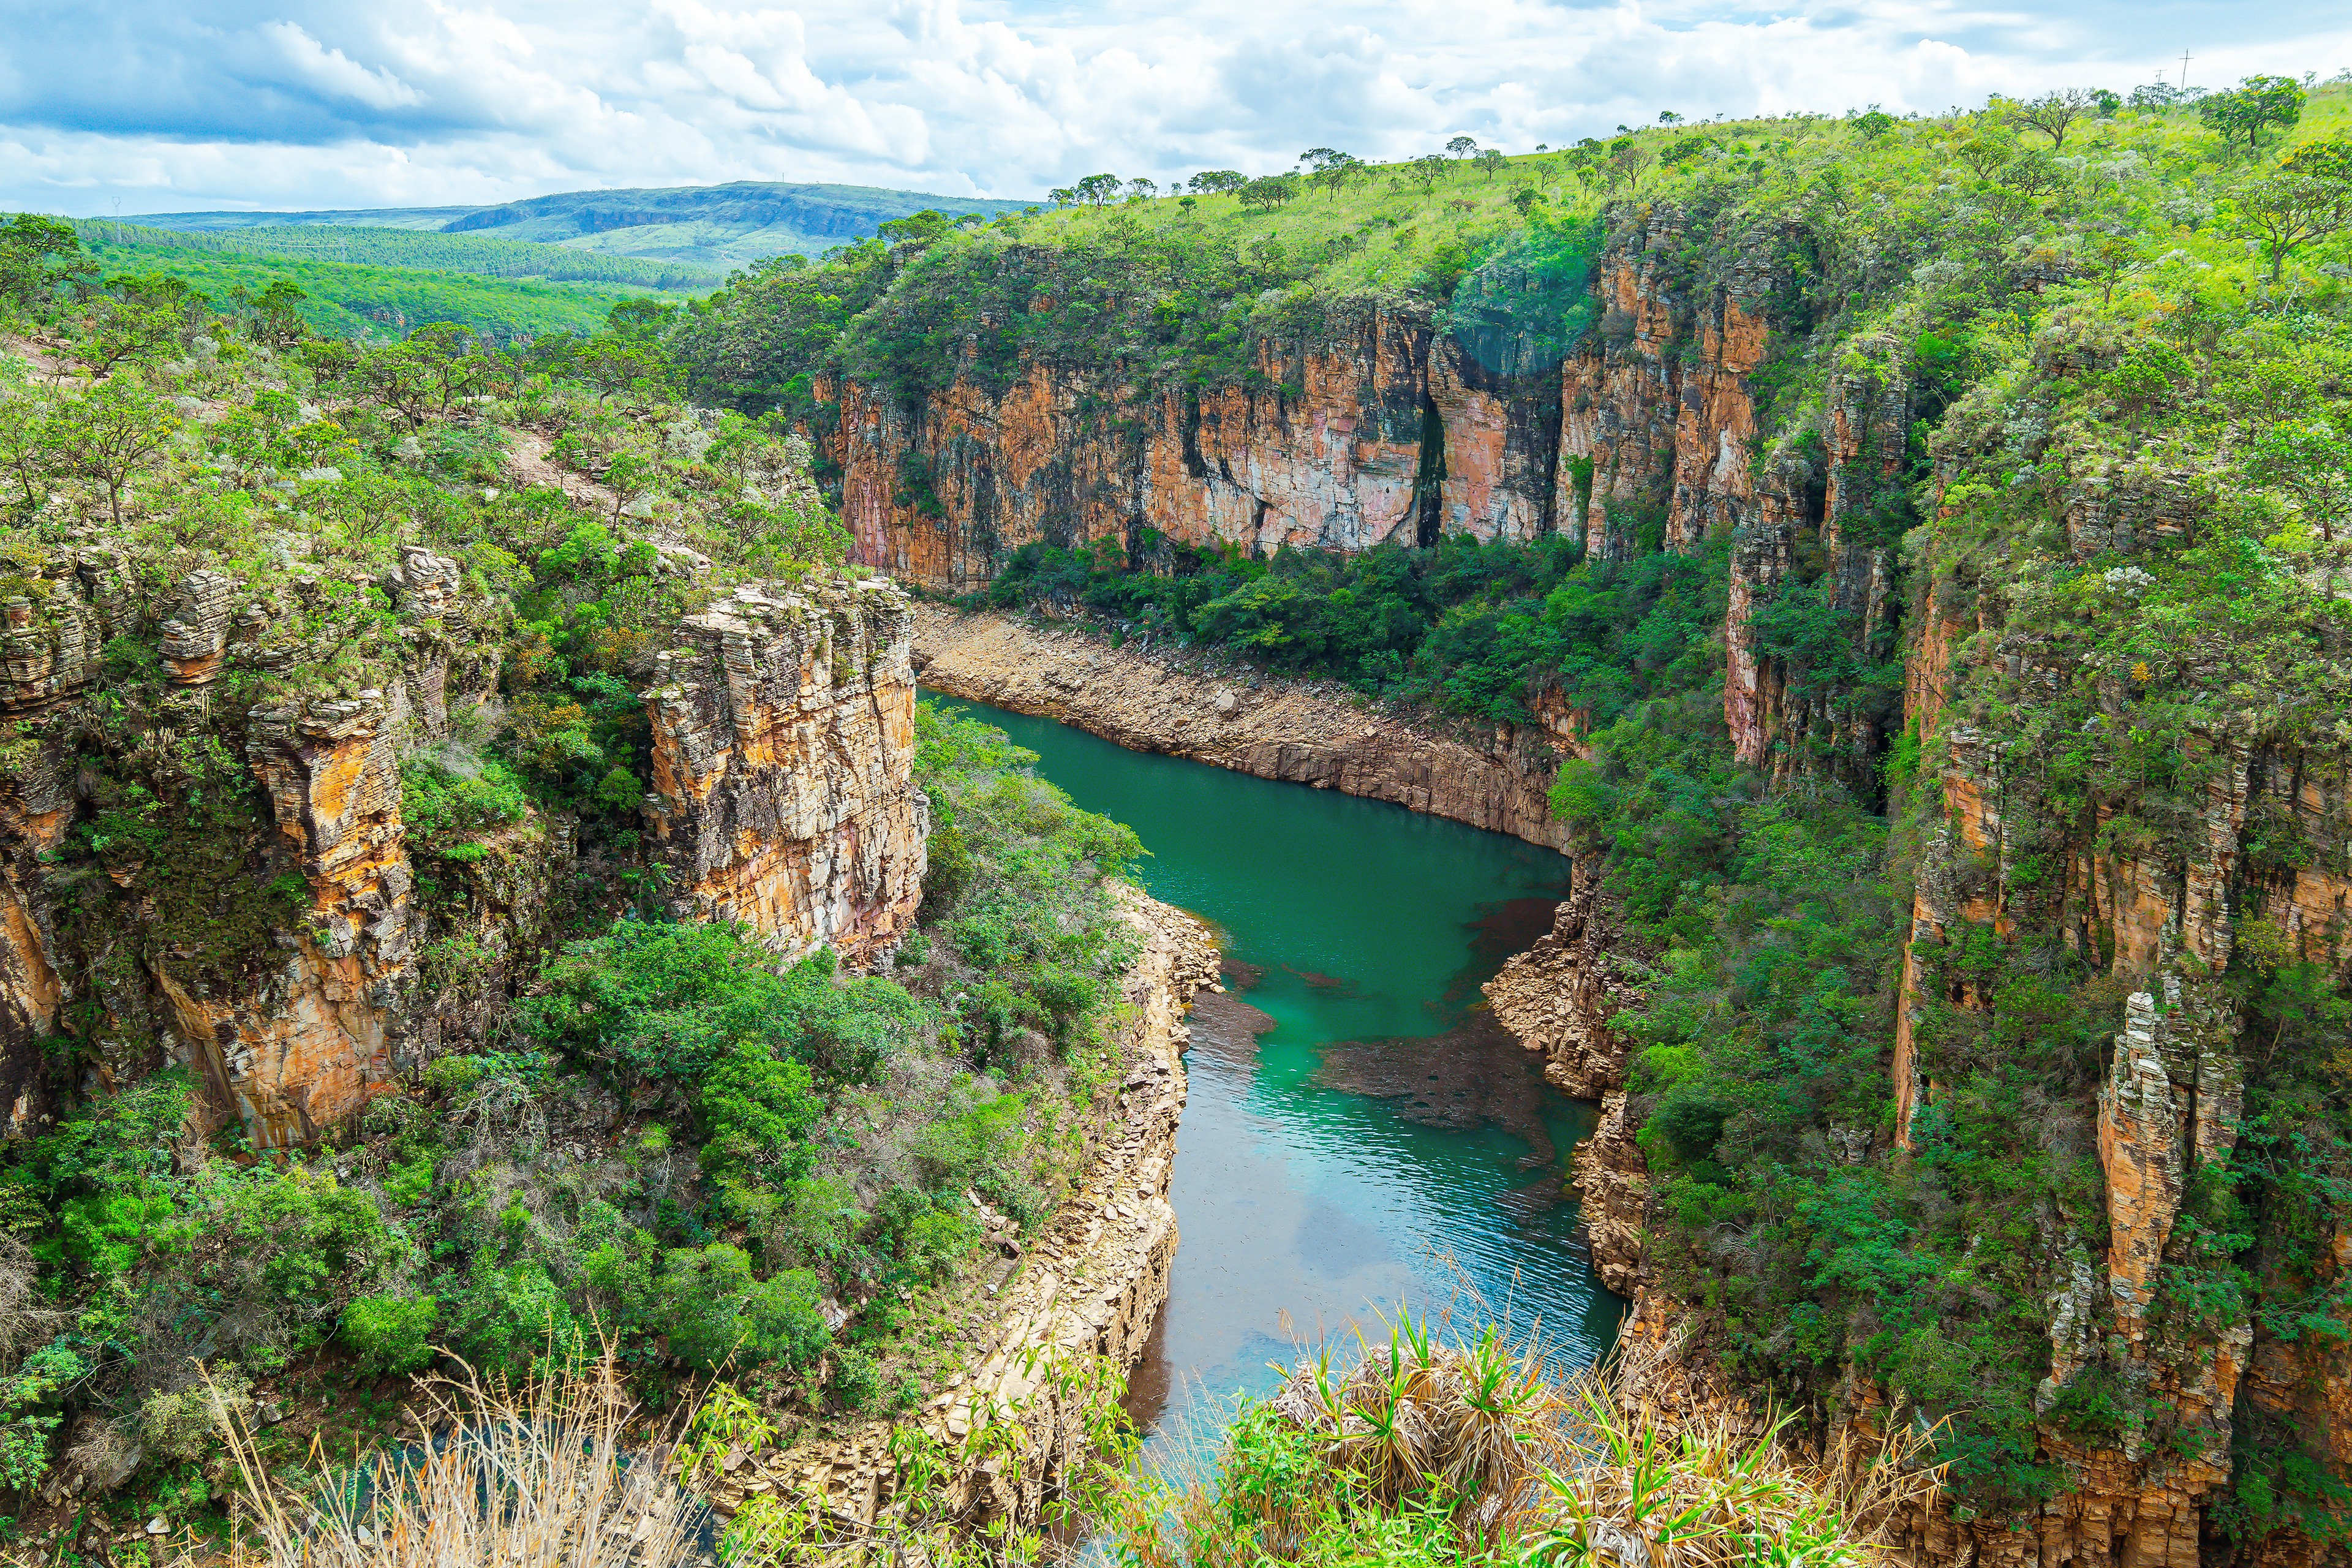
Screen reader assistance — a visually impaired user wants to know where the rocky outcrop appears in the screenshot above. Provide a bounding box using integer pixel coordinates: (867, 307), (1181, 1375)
(1482, 871), (1651, 1297)
(0, 546), (931, 1147)
(703, 892), (1221, 1534)
(831, 209), (1774, 591)
(911, 604), (1574, 850)
(159, 692), (415, 1146)
(641, 576), (928, 967)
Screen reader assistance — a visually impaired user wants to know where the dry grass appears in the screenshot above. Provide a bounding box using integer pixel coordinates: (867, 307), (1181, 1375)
(209, 1348), (709, 1567)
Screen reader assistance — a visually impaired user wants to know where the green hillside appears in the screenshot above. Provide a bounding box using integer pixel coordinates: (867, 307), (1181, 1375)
(72, 220), (723, 290)
(78, 238), (681, 342)
(119, 205), (478, 232)
(124, 180), (1044, 267)
(444, 180), (1037, 263)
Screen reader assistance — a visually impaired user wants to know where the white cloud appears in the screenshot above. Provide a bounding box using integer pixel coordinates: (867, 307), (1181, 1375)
(1, 0), (2348, 215)
(259, 20), (424, 110)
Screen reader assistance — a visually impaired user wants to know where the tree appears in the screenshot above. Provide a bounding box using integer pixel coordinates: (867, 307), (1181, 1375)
(2248, 418), (2352, 543)
(1853, 109), (1898, 141)
(247, 279), (309, 349)
(2199, 75), (2305, 151)
(1300, 147), (1352, 172)
(1412, 154), (1449, 190)
(1446, 135), (1479, 160)
(1124, 178), (1159, 202)
(877, 209), (952, 247)
(45, 376), (179, 524)
(1476, 148), (1507, 181)
(1512, 187), (1547, 217)
(0, 391), (52, 508)
(1072, 173), (1122, 206)
(1238, 175), (1300, 213)
(0, 215), (94, 309)
(2007, 88), (2094, 149)
(1658, 111), (1683, 125)
(75, 296), (181, 375)
(2231, 140), (2352, 281)
(1048, 187), (1077, 207)
(1188, 170), (1246, 195)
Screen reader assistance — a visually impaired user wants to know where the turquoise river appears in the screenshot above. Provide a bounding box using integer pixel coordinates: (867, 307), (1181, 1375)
(929, 696), (1626, 1438)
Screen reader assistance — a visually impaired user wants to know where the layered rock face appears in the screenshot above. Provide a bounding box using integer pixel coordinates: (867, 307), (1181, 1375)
(1483, 546), (2352, 1567)
(832, 206), (1901, 792)
(911, 604), (1572, 850)
(1887, 567), (2352, 1568)
(0, 557), (927, 1148)
(701, 894), (1221, 1531)
(642, 576), (928, 967)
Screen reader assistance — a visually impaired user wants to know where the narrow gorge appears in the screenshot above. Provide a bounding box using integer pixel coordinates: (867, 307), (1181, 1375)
(1, 73), (2348, 1568)
(741, 111), (2351, 1567)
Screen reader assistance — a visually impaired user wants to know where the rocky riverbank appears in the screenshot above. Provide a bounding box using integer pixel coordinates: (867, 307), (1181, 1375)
(910, 604), (1573, 851)
(701, 889), (1221, 1534)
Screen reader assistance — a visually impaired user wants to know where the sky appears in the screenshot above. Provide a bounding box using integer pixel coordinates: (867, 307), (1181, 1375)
(3, 0), (2351, 217)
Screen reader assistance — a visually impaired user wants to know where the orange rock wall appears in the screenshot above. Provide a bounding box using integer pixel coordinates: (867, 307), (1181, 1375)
(0, 549), (929, 1147)
(643, 576), (928, 967)
(826, 213), (1800, 601)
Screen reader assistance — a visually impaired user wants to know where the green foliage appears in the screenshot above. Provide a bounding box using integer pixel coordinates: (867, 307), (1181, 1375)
(984, 529), (1721, 725)
(699, 1041), (821, 1186)
(69, 219), (723, 292)
(521, 920), (927, 1085)
(69, 237), (690, 344)
(341, 1292), (439, 1375)
(401, 755), (531, 852)
(2199, 75), (2307, 151)
(914, 704), (1143, 1060)
(657, 1245), (829, 1371)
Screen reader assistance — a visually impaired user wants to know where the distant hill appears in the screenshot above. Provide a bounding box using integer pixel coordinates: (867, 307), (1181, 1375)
(126, 180), (1041, 265)
(72, 221), (723, 291)
(118, 206), (478, 233)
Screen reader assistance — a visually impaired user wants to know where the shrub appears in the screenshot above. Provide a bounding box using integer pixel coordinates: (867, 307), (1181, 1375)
(342, 1292), (440, 1375)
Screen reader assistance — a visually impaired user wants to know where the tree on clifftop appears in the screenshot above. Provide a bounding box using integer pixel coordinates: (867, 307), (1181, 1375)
(2230, 138), (2352, 279)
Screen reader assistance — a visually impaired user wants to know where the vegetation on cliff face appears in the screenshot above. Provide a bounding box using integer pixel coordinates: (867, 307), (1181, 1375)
(656, 74), (2352, 1547)
(0, 234), (1163, 1547)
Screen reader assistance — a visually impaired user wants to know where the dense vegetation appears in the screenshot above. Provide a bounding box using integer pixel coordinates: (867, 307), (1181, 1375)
(0, 219), (1167, 1548)
(72, 221), (725, 292)
(59, 228), (700, 343)
(982, 530), (1720, 726)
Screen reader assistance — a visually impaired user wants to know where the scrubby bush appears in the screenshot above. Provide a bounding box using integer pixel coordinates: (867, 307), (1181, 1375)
(342, 1292), (440, 1376)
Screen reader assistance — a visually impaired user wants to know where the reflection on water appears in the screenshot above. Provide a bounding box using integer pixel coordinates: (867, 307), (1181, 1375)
(925, 695), (1627, 1440)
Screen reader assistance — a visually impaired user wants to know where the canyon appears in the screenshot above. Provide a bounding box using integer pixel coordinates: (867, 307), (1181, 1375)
(822, 190), (2349, 1560)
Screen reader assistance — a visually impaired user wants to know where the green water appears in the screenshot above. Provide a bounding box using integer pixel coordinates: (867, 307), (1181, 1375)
(930, 695), (1627, 1431)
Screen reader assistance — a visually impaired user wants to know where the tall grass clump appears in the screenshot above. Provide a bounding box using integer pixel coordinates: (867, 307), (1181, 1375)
(1099, 1308), (1940, 1568)
(211, 1346), (707, 1567)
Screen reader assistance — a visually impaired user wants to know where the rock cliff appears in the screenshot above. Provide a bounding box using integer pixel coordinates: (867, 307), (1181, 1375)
(910, 603), (1573, 850)
(0, 553), (927, 1148)
(834, 205), (1900, 794)
(1480, 869), (1649, 1298)
(642, 576), (928, 967)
